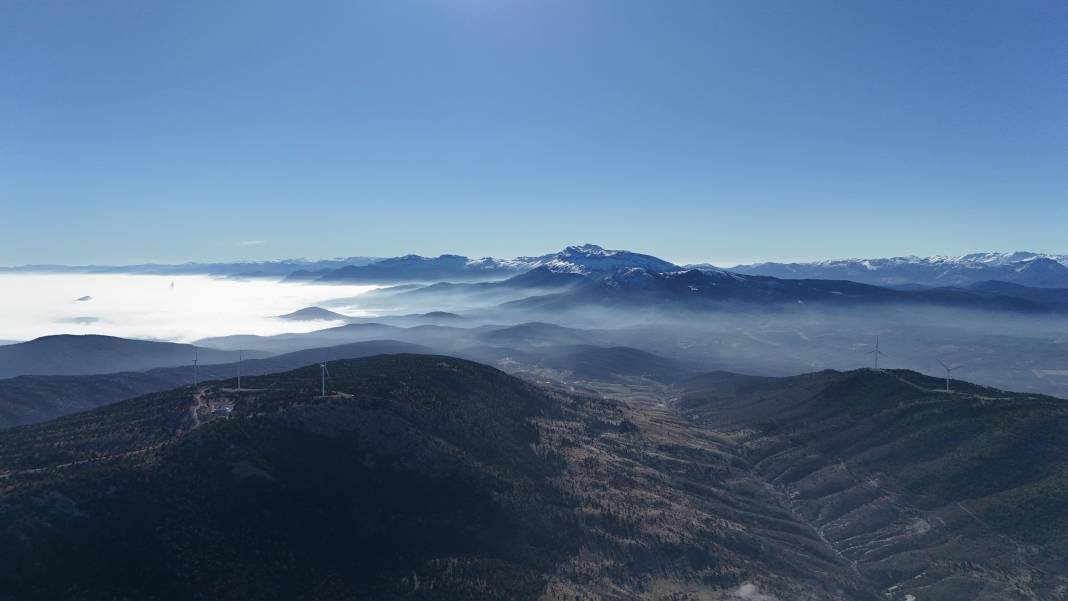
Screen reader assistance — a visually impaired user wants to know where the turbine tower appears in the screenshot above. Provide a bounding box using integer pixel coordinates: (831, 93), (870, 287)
(868, 337), (887, 369)
(237, 350), (243, 391)
(937, 359), (962, 392)
(192, 349), (199, 389)
(319, 362), (330, 398)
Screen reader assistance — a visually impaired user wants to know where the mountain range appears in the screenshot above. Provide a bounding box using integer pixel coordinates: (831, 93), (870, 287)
(8, 247), (1068, 289)
(284, 262), (1068, 318)
(2, 354), (1065, 600)
(286, 244), (680, 284)
(728, 251), (1068, 288)
(0, 340), (428, 429)
(495, 265), (1068, 314)
(0, 257), (377, 278)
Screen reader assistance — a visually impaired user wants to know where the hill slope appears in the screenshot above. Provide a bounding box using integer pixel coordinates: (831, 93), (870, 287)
(679, 368), (1068, 600)
(0, 335), (265, 379)
(0, 340), (430, 429)
(6, 358), (1064, 599)
(0, 356), (872, 601)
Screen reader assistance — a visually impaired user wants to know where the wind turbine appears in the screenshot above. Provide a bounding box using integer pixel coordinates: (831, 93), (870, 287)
(237, 350), (243, 391)
(192, 349), (199, 389)
(868, 337), (887, 369)
(319, 362), (330, 398)
(937, 359), (962, 392)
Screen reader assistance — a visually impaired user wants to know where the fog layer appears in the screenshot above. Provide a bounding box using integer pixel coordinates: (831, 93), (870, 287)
(0, 274), (380, 342)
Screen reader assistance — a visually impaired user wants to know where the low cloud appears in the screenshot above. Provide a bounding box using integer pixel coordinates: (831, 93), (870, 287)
(237, 240), (266, 247)
(57, 316), (100, 325)
(732, 583), (779, 601)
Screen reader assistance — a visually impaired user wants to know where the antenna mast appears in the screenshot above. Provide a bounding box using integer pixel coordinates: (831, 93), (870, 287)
(868, 337), (887, 369)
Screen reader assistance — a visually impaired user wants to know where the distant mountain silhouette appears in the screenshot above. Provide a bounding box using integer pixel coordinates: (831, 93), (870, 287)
(0, 335), (267, 379)
(731, 252), (1068, 288)
(275, 306), (351, 321)
(965, 279), (1068, 309)
(504, 268), (1061, 313)
(0, 340), (430, 429)
(304, 244), (679, 284)
(0, 257), (377, 278)
(312, 254), (527, 283)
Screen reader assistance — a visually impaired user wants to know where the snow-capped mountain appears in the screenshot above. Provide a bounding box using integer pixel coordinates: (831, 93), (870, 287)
(728, 252), (1068, 288)
(526, 244), (680, 275)
(304, 244), (680, 283)
(306, 254), (527, 283)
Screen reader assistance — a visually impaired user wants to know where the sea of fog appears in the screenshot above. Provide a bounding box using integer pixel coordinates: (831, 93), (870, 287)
(0, 273), (381, 343)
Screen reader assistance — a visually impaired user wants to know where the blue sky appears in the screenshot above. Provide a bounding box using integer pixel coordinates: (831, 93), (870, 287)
(2, 0), (1065, 266)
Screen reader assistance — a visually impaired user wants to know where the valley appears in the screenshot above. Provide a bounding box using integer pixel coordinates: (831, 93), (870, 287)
(2, 354), (1065, 600)
(2, 245), (1067, 600)
(7, 3), (1064, 597)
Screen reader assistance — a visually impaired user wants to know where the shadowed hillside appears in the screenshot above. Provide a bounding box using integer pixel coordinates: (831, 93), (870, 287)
(4, 357), (1067, 600)
(0, 355), (874, 601)
(0, 340), (431, 429)
(679, 368), (1068, 600)
(0, 335), (266, 379)
(0, 356), (573, 601)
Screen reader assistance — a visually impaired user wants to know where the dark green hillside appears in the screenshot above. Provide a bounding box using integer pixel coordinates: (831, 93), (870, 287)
(680, 368), (1068, 600)
(536, 344), (693, 383)
(0, 340), (431, 429)
(11, 356), (1062, 600)
(0, 334), (264, 378)
(0, 355), (875, 601)
(0, 381), (194, 473)
(0, 355), (572, 601)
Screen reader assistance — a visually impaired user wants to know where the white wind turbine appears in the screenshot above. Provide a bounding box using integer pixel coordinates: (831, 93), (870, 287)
(319, 362), (330, 397)
(937, 359), (962, 392)
(868, 337), (887, 369)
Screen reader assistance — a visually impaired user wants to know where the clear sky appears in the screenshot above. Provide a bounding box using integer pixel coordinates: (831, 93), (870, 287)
(2, 0), (1065, 266)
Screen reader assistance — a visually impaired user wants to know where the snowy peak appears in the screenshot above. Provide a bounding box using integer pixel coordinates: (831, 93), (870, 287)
(307, 244), (683, 283)
(955, 251), (1062, 267)
(534, 244), (680, 275)
(731, 251), (1068, 288)
(803, 251), (1068, 270)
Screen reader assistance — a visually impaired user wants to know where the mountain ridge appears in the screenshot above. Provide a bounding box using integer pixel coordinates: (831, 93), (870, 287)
(503, 267), (1063, 314)
(0, 356), (891, 600)
(3, 357), (1066, 599)
(0, 340), (432, 429)
(729, 251), (1068, 288)
(0, 335), (268, 379)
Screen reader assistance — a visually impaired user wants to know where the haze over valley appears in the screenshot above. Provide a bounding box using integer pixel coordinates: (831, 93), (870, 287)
(6, 244), (1068, 401)
(3, 1), (1066, 599)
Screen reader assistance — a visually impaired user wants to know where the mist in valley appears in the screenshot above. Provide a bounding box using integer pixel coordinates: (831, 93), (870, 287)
(5, 0), (1067, 597)
(194, 278), (1068, 400)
